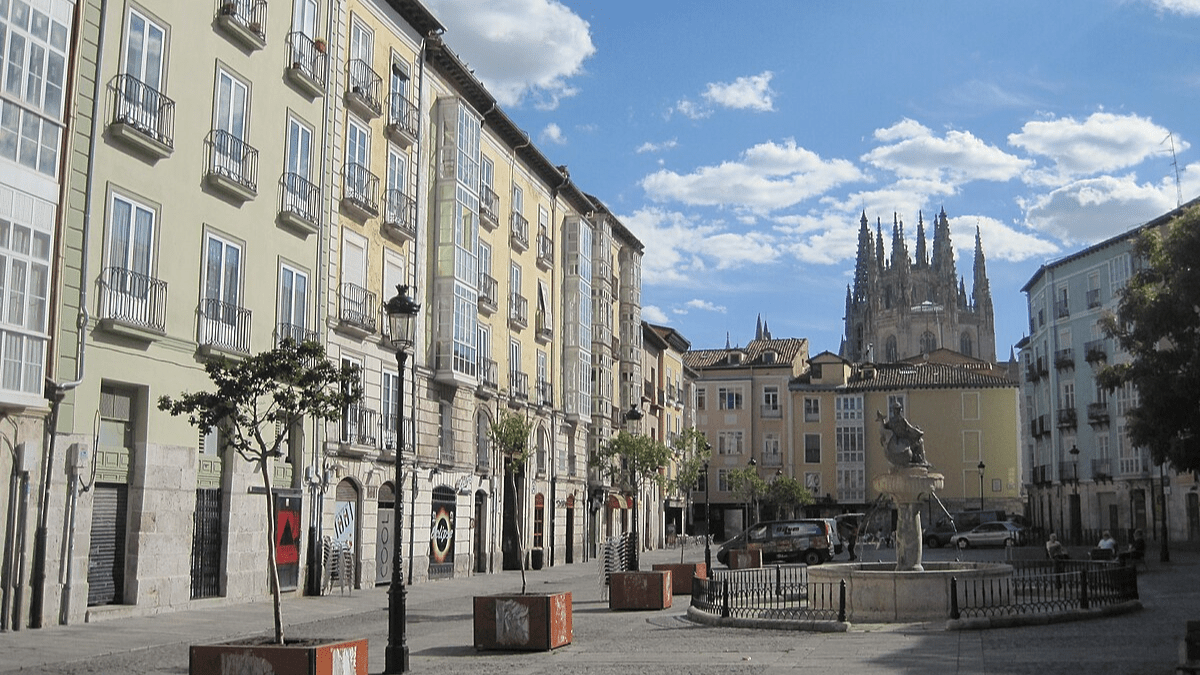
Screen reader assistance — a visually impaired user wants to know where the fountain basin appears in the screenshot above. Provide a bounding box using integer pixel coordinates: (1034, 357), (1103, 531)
(808, 561), (1012, 622)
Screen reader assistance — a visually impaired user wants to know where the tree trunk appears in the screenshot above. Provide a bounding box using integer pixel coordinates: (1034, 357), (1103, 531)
(508, 460), (527, 594)
(259, 459), (285, 644)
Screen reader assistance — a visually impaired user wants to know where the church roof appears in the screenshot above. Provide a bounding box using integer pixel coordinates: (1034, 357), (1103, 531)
(792, 358), (1015, 391)
(684, 337), (808, 370)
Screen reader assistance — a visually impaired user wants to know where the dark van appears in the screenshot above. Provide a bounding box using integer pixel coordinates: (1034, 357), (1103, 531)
(716, 520), (832, 566)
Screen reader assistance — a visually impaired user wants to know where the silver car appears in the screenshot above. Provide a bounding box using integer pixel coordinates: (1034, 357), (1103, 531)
(950, 521), (1023, 548)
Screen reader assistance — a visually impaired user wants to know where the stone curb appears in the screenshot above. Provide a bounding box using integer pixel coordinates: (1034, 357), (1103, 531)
(945, 599), (1144, 630)
(685, 606), (851, 632)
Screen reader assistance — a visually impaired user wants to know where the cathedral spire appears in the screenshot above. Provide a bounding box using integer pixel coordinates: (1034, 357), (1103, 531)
(875, 221), (885, 270)
(930, 207), (957, 283)
(756, 314), (763, 340)
(915, 211), (928, 268)
(852, 211), (874, 304)
(973, 225), (992, 310)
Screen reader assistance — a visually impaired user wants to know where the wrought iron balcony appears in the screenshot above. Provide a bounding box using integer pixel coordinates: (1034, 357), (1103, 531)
(341, 404), (379, 447)
(99, 267), (167, 335)
(199, 297), (251, 355)
(286, 32), (326, 97)
(1087, 402), (1110, 425)
(479, 186), (499, 229)
(346, 59), (382, 119)
(1091, 458), (1113, 482)
(385, 94), (418, 148)
(536, 232), (553, 269)
(478, 358), (498, 391)
(509, 370), (529, 400)
(108, 74), (175, 158)
(279, 173), (320, 234)
(1056, 408), (1077, 428)
(1084, 339), (1107, 363)
(338, 282), (377, 334)
(216, 0), (266, 51)
(1055, 299), (1070, 319)
(341, 162), (379, 219)
(478, 273), (498, 314)
(382, 189), (416, 241)
(535, 309), (552, 342)
(537, 378), (553, 407)
(761, 403), (782, 418)
(1054, 347), (1074, 370)
(1086, 288), (1101, 309)
(509, 292), (528, 330)
(205, 129), (258, 200)
(510, 212), (528, 251)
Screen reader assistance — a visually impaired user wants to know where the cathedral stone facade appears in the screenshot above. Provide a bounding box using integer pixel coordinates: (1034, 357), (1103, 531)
(843, 209), (996, 364)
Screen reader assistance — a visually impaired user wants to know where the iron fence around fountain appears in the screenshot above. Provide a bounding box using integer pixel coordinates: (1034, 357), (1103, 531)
(691, 565), (846, 621)
(951, 560), (1138, 619)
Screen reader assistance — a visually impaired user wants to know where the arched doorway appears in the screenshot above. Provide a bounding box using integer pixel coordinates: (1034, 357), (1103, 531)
(375, 481), (395, 585)
(474, 489), (488, 573)
(332, 478), (359, 587)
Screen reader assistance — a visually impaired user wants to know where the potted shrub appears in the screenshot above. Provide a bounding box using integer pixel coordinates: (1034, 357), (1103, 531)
(472, 411), (571, 651)
(314, 38), (327, 53)
(159, 339), (366, 674)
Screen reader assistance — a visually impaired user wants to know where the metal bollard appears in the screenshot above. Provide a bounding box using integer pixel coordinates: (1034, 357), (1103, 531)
(838, 579), (847, 623)
(950, 576), (960, 620)
(1079, 569), (1089, 610)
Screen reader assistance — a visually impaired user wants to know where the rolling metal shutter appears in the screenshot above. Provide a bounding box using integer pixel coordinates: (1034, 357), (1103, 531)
(87, 484), (128, 606)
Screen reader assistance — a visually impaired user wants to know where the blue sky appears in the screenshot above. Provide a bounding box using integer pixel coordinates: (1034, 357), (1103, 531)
(422, 0), (1200, 358)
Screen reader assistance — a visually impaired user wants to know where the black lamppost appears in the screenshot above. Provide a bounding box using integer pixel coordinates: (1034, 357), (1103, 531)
(977, 460), (986, 512)
(1069, 445), (1080, 492)
(703, 449), (712, 578)
(1069, 445), (1081, 545)
(384, 285), (419, 675)
(623, 403), (643, 570)
(747, 457), (758, 528)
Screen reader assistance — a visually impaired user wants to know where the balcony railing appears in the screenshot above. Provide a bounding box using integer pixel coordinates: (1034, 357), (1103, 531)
(509, 370), (529, 400)
(216, 0), (266, 50)
(286, 32), (326, 95)
(478, 273), (498, 313)
(478, 358), (498, 390)
(537, 378), (552, 406)
(536, 232), (553, 268)
(341, 404), (379, 447)
(1087, 402), (1110, 425)
(206, 129), (258, 198)
(1056, 407), (1076, 428)
(108, 74), (175, 155)
(342, 162), (379, 217)
(1031, 464), (1050, 486)
(339, 282), (377, 333)
(535, 310), (552, 341)
(275, 322), (318, 347)
(480, 186), (499, 229)
(346, 59), (383, 118)
(279, 173), (320, 229)
(509, 293), (528, 329)
(1054, 348), (1074, 370)
(99, 267), (167, 334)
(199, 297), (251, 354)
(510, 212), (529, 251)
(1091, 458), (1113, 481)
(761, 403), (781, 418)
(382, 189), (416, 240)
(1086, 288), (1101, 309)
(386, 94), (418, 147)
(1055, 299), (1070, 319)
(1058, 461), (1080, 483)
(1084, 339), (1107, 363)
(1025, 364), (1039, 382)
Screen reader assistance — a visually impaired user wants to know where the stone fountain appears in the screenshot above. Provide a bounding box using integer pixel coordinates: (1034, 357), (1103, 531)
(807, 402), (1010, 622)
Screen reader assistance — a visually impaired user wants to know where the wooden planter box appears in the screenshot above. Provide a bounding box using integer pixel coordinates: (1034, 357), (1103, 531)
(652, 563), (707, 595)
(609, 570), (672, 610)
(729, 549), (763, 569)
(473, 592), (572, 651)
(190, 637), (367, 675)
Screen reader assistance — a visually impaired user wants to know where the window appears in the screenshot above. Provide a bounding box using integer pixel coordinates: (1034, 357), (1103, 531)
(389, 58), (408, 105)
(118, 8), (166, 129)
(835, 426), (864, 463)
(283, 116), (313, 214)
(696, 388), (706, 411)
(885, 335), (897, 362)
(1, 1), (69, 119)
(106, 193), (155, 315)
(717, 430), (743, 455)
(348, 18), (373, 90)
(837, 467), (864, 503)
(835, 395), (862, 421)
(718, 387), (743, 410)
(341, 230), (366, 289)
(959, 331), (973, 357)
(277, 264), (308, 340)
(213, 68), (249, 177)
(1060, 381), (1075, 409)
(716, 468), (731, 493)
(1109, 254), (1130, 293)
(887, 394), (905, 415)
(804, 397), (819, 422)
(762, 385), (779, 411)
(382, 368), (399, 449)
(0, 202), (51, 395)
(345, 119), (370, 198)
(0, 99), (57, 175)
(292, 0), (318, 38)
(805, 434), (821, 463)
(920, 330), (937, 353)
(203, 233), (241, 315)
(340, 355), (363, 444)
(762, 434), (780, 466)
(385, 147), (407, 223)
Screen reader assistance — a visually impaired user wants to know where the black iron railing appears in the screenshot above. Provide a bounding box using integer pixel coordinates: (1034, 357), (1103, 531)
(206, 129), (258, 194)
(109, 74), (175, 149)
(286, 32), (326, 88)
(339, 282), (377, 332)
(199, 298), (251, 354)
(478, 273), (498, 309)
(480, 186), (499, 228)
(951, 560), (1138, 620)
(690, 566), (845, 622)
(383, 189), (416, 237)
(280, 173), (320, 224)
(342, 162), (379, 214)
(100, 267), (167, 333)
(387, 94), (418, 139)
(346, 59), (382, 115)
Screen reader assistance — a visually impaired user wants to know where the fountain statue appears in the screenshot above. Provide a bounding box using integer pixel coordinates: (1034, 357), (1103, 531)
(871, 401), (942, 571)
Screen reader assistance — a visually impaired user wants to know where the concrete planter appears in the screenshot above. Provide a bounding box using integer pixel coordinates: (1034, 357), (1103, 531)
(609, 570), (673, 610)
(473, 592), (573, 651)
(190, 637), (367, 675)
(652, 563), (707, 595)
(729, 549), (762, 569)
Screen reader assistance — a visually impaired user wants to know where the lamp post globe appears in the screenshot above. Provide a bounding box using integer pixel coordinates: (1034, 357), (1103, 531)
(384, 285), (419, 674)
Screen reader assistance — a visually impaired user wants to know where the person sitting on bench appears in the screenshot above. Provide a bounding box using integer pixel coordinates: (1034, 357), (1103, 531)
(1118, 529), (1146, 566)
(1091, 531), (1118, 560)
(1045, 532), (1069, 560)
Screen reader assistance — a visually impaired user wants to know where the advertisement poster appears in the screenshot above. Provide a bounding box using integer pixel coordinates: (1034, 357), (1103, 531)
(273, 494), (302, 591)
(428, 487), (456, 579)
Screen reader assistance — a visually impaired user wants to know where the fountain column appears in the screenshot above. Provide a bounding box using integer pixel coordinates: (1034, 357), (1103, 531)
(871, 465), (943, 571)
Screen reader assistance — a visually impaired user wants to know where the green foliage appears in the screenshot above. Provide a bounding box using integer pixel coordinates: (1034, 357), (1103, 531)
(1097, 205), (1200, 473)
(764, 475), (813, 520)
(488, 409), (535, 469)
(726, 466), (769, 506)
(667, 427), (711, 499)
(592, 430), (674, 492)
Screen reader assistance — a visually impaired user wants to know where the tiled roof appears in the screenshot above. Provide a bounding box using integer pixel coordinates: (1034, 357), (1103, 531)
(792, 360), (1015, 391)
(684, 338), (808, 370)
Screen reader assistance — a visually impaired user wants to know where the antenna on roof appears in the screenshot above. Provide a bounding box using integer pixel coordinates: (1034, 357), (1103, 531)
(1164, 132), (1182, 208)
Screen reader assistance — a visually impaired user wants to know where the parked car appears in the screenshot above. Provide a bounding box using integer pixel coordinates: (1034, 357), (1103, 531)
(924, 509), (1008, 548)
(716, 520), (833, 566)
(950, 521), (1024, 549)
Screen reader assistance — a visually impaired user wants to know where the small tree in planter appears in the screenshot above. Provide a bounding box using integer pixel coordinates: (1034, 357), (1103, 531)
(592, 430), (673, 570)
(667, 427), (710, 564)
(158, 339), (361, 647)
(473, 410), (571, 651)
(763, 474), (813, 520)
(727, 466), (769, 528)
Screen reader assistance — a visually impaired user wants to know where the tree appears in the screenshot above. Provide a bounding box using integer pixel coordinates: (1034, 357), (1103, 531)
(668, 428), (712, 562)
(488, 410), (534, 593)
(1096, 205), (1200, 473)
(763, 475), (813, 520)
(592, 430), (673, 570)
(158, 339), (362, 645)
(726, 466), (768, 528)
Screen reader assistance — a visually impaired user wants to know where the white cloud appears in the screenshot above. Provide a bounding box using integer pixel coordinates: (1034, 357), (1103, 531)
(636, 139), (678, 154)
(702, 71), (776, 112)
(641, 139), (864, 213)
(1008, 112), (1186, 185)
(1144, 0), (1200, 16)
(864, 119), (1032, 184)
(540, 123), (565, 145)
(685, 299), (727, 313)
(671, 99), (711, 120)
(1019, 175), (1178, 243)
(422, 0), (595, 109)
(641, 305), (670, 323)
(950, 214), (1060, 264)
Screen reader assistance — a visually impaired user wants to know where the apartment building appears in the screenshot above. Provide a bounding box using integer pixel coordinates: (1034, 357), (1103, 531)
(640, 321), (695, 546)
(12, 0), (650, 628)
(1019, 197), (1200, 544)
(0, 0), (75, 631)
(683, 333), (809, 539)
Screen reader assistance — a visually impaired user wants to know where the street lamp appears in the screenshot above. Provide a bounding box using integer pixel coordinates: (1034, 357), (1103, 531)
(623, 403), (643, 571)
(977, 460), (986, 512)
(1069, 445), (1081, 544)
(702, 450), (712, 578)
(747, 457), (758, 527)
(384, 284), (419, 675)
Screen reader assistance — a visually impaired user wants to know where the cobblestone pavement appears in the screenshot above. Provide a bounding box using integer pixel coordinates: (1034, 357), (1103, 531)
(2, 542), (1197, 674)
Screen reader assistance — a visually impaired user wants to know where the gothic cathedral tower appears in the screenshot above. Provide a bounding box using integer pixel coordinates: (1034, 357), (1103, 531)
(843, 209), (996, 363)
